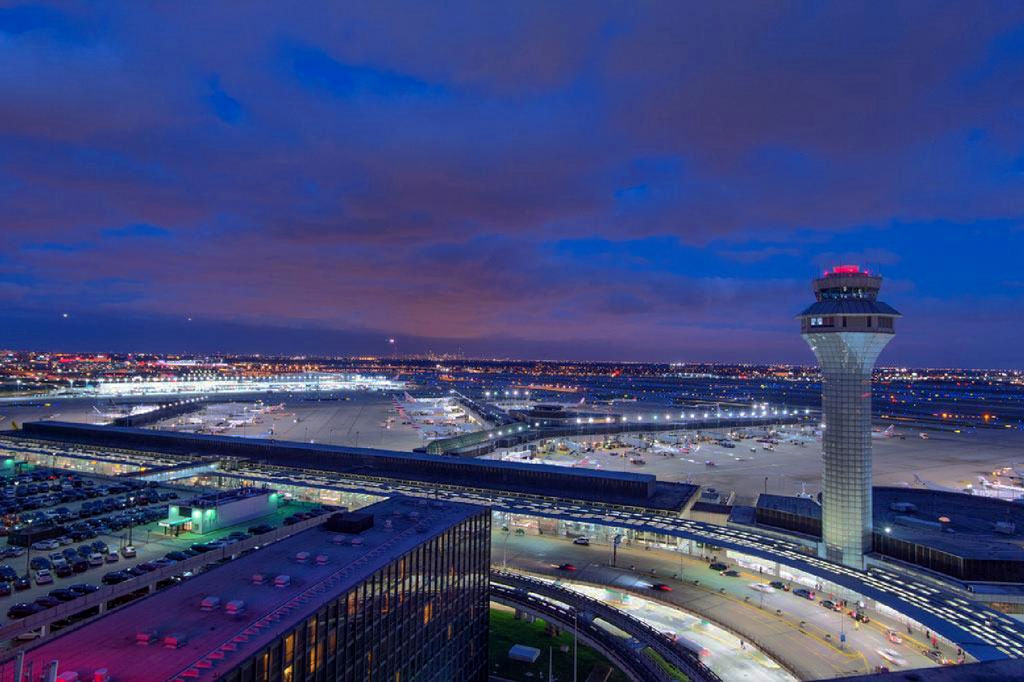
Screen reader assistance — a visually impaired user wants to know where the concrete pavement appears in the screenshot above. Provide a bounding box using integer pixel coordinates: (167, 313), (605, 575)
(497, 530), (943, 679)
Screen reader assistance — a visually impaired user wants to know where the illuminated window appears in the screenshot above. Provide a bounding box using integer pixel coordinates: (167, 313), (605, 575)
(423, 601), (433, 624)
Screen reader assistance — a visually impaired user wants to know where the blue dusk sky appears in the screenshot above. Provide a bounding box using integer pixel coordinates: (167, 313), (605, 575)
(2, 2), (1024, 366)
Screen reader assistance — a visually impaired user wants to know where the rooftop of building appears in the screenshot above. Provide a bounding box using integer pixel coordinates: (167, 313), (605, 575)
(822, 658), (1024, 681)
(21, 496), (486, 682)
(745, 488), (1024, 561)
(874, 487), (1024, 561)
(756, 493), (822, 518)
(186, 486), (275, 509)
(798, 299), (901, 317)
(13, 422), (700, 511)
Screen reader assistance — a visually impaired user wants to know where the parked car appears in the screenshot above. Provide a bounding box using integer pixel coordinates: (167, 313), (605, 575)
(101, 571), (130, 585)
(769, 581), (790, 591)
(820, 600), (842, 612)
(7, 602), (43, 619)
(120, 545), (136, 558)
(48, 588), (78, 602)
(68, 583), (99, 596)
(33, 569), (53, 585)
(793, 588), (815, 600)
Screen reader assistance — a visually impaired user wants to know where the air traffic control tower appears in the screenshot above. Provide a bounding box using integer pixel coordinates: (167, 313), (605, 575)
(799, 265), (900, 568)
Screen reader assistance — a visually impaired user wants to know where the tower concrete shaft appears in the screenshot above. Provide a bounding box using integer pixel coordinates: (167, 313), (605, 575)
(798, 265), (899, 569)
(804, 332), (892, 567)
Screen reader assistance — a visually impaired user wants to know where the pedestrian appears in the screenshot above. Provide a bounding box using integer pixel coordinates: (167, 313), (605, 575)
(926, 629), (930, 640)
(907, 624), (913, 635)
(739, 640), (745, 650)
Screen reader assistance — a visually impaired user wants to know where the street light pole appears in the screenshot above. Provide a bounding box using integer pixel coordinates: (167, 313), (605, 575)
(573, 608), (578, 682)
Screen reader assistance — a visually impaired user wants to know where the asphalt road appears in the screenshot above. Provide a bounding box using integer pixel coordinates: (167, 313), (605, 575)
(496, 530), (944, 679)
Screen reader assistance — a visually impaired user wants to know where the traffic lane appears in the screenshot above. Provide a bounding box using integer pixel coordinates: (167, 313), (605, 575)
(496, 531), (938, 675)
(511, 532), (939, 673)
(497, 533), (861, 680)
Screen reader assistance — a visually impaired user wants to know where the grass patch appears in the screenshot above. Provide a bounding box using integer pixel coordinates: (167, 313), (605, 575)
(488, 608), (628, 681)
(644, 648), (690, 682)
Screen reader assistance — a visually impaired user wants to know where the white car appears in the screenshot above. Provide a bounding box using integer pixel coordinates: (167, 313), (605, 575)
(572, 537), (590, 546)
(32, 539), (59, 551)
(88, 553), (104, 566)
(120, 545), (136, 558)
(748, 583), (775, 593)
(878, 649), (908, 667)
(34, 569), (53, 585)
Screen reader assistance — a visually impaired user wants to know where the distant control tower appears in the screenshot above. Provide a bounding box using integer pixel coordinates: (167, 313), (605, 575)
(798, 265), (900, 569)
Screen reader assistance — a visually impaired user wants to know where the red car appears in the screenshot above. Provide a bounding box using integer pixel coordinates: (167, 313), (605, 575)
(651, 583), (673, 592)
(557, 563), (577, 571)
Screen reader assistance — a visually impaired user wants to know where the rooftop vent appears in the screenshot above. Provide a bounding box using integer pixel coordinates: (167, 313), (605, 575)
(325, 512), (374, 534)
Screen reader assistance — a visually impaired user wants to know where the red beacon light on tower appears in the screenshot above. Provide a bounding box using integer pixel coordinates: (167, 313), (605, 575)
(832, 265), (861, 274)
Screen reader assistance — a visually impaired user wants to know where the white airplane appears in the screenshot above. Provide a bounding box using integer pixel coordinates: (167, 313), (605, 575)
(977, 476), (1024, 495)
(913, 473), (967, 494)
(873, 425), (896, 438)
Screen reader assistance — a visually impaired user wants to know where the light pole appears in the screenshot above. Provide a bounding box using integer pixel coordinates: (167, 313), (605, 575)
(501, 526), (510, 570)
(573, 607), (578, 682)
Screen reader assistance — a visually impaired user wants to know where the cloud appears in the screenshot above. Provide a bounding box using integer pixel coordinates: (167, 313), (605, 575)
(1, 2), (1023, 365)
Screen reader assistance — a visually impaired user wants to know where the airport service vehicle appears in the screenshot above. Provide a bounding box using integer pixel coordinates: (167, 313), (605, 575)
(749, 583), (775, 593)
(572, 537), (590, 546)
(650, 583), (673, 592)
(793, 588), (815, 600)
(557, 563), (577, 572)
(709, 562), (729, 571)
(878, 648), (907, 666)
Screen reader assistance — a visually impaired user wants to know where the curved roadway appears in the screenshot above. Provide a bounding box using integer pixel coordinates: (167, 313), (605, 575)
(491, 569), (721, 682)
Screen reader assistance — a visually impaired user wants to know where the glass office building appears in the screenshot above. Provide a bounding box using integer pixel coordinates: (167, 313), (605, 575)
(222, 506), (491, 682)
(799, 265), (899, 568)
(18, 497), (490, 682)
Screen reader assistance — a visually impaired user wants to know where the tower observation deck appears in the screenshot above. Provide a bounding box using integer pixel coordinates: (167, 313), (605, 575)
(798, 265), (900, 568)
